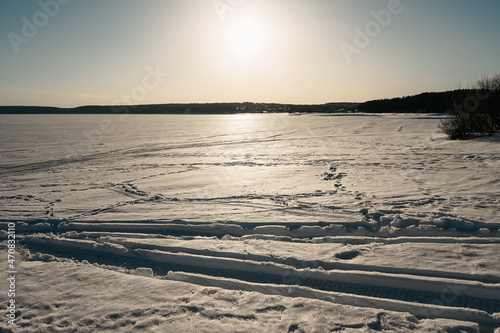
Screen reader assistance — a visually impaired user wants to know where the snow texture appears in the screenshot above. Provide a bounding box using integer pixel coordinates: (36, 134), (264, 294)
(1, 113), (499, 332)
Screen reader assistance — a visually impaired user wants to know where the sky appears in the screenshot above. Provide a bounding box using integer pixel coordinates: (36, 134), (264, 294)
(1, 0), (500, 107)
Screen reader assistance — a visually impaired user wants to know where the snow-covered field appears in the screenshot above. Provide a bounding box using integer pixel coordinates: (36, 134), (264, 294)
(1, 113), (499, 332)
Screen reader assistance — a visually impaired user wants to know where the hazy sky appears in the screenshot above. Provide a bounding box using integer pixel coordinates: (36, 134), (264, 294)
(1, 0), (500, 107)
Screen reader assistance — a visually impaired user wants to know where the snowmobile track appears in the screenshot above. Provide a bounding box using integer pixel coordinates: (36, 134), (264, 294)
(25, 241), (500, 316)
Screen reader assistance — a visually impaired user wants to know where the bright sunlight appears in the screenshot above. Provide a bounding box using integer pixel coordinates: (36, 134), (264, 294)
(226, 18), (264, 59)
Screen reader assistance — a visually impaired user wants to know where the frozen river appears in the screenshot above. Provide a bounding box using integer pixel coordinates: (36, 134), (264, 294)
(2, 113), (500, 332)
(1, 113), (498, 229)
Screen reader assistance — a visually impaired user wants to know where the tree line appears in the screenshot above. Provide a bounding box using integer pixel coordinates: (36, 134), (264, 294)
(0, 102), (359, 115)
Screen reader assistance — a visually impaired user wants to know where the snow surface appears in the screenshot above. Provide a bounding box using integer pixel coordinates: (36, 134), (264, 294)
(1, 113), (498, 225)
(0, 259), (482, 332)
(1, 113), (499, 332)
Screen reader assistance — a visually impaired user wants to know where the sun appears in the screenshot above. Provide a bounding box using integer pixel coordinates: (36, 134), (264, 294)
(226, 19), (264, 59)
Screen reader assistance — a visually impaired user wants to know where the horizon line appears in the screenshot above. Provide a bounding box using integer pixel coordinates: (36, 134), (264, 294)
(0, 88), (479, 109)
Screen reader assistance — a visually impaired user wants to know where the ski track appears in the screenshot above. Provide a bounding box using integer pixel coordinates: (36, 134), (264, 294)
(0, 138), (293, 177)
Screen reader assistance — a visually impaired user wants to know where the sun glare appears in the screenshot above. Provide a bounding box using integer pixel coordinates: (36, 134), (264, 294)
(227, 19), (264, 59)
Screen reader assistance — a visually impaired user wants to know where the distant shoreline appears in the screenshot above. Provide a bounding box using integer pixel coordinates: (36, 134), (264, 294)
(0, 89), (486, 114)
(0, 102), (359, 115)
